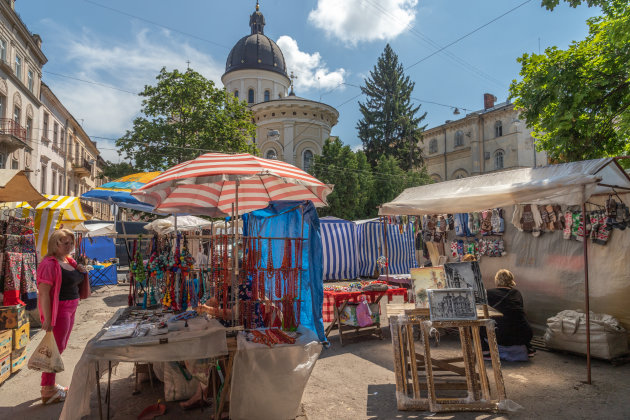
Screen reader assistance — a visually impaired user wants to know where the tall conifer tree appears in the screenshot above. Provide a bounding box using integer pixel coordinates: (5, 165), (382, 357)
(357, 44), (427, 170)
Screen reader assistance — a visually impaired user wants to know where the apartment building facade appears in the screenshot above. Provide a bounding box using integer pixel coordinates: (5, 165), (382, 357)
(420, 93), (548, 182)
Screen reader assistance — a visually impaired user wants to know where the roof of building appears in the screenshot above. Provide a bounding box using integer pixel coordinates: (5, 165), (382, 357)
(224, 3), (287, 78)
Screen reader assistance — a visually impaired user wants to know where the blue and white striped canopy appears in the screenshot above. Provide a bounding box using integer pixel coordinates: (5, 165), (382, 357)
(320, 217), (358, 281)
(356, 219), (418, 276)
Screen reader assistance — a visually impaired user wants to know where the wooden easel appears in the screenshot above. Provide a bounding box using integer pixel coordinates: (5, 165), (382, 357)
(390, 316), (507, 412)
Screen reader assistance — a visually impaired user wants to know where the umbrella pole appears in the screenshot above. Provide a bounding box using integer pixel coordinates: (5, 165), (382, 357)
(582, 200), (591, 384)
(233, 179), (240, 325)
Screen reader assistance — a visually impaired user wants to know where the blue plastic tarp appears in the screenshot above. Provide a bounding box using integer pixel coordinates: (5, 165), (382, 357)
(242, 200), (325, 342)
(82, 236), (115, 261)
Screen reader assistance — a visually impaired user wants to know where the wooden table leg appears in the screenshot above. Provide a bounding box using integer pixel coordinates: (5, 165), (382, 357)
(335, 300), (350, 346)
(107, 361), (112, 420)
(420, 322), (438, 412)
(471, 326), (491, 401)
(484, 320), (507, 400)
(96, 363), (103, 420)
(406, 324), (421, 399)
(215, 352), (234, 419)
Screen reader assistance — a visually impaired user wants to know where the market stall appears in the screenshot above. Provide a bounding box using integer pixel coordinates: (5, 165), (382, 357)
(61, 153), (332, 419)
(15, 194), (86, 257)
(380, 158), (630, 383)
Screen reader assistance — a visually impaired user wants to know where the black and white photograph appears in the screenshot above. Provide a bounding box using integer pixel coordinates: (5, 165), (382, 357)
(427, 288), (478, 321)
(443, 261), (487, 304)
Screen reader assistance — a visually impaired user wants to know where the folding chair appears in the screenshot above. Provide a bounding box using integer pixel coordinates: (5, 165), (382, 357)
(89, 264), (117, 289)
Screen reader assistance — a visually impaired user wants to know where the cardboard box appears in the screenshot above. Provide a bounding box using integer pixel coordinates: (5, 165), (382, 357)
(0, 305), (27, 330)
(0, 354), (10, 385)
(12, 322), (29, 350)
(0, 330), (12, 358)
(10, 347), (27, 373)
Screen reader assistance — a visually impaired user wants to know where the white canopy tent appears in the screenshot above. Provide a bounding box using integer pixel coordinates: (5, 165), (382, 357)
(74, 222), (117, 237)
(380, 158), (630, 384)
(143, 215), (213, 235)
(380, 159), (629, 215)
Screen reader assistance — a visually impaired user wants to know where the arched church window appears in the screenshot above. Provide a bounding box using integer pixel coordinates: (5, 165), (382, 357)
(264, 90), (270, 102)
(266, 149), (277, 160)
(248, 89), (255, 104)
(303, 150), (314, 173)
(234, 90), (239, 98)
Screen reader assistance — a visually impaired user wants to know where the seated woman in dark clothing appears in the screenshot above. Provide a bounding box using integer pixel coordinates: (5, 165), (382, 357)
(486, 269), (535, 357)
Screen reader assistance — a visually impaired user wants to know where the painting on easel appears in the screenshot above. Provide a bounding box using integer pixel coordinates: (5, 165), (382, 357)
(443, 261), (487, 304)
(427, 288), (477, 321)
(410, 267), (446, 308)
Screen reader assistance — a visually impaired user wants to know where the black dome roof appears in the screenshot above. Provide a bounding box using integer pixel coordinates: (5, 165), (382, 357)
(224, 4), (287, 78)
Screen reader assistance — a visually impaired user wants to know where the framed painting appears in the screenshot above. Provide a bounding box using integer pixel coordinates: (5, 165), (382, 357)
(443, 261), (487, 304)
(427, 288), (477, 321)
(410, 267), (446, 308)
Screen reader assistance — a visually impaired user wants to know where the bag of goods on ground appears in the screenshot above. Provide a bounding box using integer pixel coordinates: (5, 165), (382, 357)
(544, 310), (629, 360)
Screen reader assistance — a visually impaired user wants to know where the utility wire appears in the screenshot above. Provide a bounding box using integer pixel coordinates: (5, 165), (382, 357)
(83, 0), (231, 50)
(405, 0), (533, 71)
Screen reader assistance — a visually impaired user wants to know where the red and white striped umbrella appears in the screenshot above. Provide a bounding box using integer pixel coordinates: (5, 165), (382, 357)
(131, 153), (333, 217)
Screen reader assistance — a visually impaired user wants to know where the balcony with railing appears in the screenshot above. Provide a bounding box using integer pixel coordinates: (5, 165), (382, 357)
(72, 159), (92, 177)
(0, 118), (30, 154)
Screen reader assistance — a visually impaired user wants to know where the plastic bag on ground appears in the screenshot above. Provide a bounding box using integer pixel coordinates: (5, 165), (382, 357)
(27, 331), (65, 373)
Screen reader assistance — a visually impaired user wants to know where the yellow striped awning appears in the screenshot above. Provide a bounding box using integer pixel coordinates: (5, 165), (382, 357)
(17, 195), (86, 257)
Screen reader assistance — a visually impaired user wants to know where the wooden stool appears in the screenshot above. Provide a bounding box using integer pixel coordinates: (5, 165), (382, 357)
(133, 362), (155, 394)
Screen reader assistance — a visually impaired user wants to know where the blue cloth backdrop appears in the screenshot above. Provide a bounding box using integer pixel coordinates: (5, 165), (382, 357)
(242, 200), (325, 342)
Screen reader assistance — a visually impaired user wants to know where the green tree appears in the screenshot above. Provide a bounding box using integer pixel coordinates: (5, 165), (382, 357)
(311, 138), (374, 220)
(509, 1), (630, 163)
(100, 161), (136, 180)
(116, 67), (257, 171)
(367, 155), (429, 216)
(357, 44), (427, 171)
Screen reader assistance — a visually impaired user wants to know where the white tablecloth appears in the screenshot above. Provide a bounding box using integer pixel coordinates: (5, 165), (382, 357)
(60, 308), (228, 420)
(230, 326), (322, 420)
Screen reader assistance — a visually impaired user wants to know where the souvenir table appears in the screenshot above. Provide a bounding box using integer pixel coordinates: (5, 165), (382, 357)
(378, 273), (412, 288)
(60, 307), (228, 420)
(323, 285), (408, 345)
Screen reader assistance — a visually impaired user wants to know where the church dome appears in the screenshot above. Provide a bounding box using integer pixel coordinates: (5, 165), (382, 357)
(224, 4), (287, 78)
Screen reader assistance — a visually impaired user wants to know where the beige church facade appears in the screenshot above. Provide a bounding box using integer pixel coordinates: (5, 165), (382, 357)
(221, 3), (338, 172)
(421, 93), (548, 182)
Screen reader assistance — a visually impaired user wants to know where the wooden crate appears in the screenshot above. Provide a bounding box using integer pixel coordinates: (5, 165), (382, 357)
(0, 305), (27, 330)
(10, 346), (27, 373)
(12, 322), (29, 350)
(0, 354), (10, 385)
(0, 330), (12, 359)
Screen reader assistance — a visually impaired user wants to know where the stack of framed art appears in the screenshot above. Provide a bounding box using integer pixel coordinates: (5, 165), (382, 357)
(410, 261), (487, 321)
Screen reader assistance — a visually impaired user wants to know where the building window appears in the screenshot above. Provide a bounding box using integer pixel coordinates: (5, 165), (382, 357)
(452, 169), (468, 179)
(494, 120), (503, 138)
(454, 130), (464, 147)
(494, 149), (504, 170)
(43, 113), (49, 139)
(26, 117), (32, 142)
(60, 128), (64, 151)
(248, 89), (255, 104)
(0, 95), (4, 118)
(53, 122), (58, 146)
(27, 70), (33, 92)
(264, 90), (270, 102)
(265, 149), (277, 160)
(11, 157), (18, 170)
(15, 55), (22, 79)
(0, 153), (4, 169)
(59, 174), (63, 195)
(429, 138), (438, 154)
(0, 39), (6, 62)
(234, 90), (239, 98)
(13, 106), (20, 124)
(303, 150), (314, 173)
(51, 170), (57, 195)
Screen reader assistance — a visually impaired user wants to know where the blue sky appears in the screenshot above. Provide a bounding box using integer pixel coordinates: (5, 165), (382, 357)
(18, 0), (600, 163)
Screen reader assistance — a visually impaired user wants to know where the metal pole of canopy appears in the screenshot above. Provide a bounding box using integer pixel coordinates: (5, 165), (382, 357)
(581, 198), (592, 385)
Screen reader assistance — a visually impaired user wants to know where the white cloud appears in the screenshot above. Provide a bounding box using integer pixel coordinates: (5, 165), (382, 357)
(42, 23), (223, 158)
(308, 0), (418, 45)
(276, 36), (346, 92)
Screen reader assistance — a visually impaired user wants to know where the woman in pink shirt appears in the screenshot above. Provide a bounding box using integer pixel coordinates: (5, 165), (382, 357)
(37, 229), (87, 404)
